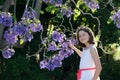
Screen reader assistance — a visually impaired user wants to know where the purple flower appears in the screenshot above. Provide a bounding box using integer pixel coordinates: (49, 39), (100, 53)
(55, 54), (64, 61)
(21, 32), (33, 42)
(50, 56), (62, 69)
(12, 23), (33, 42)
(46, 56), (62, 71)
(20, 32), (33, 42)
(12, 23), (34, 42)
(52, 31), (60, 42)
(47, 41), (58, 51)
(67, 48), (74, 56)
(0, 12), (12, 27)
(61, 8), (74, 18)
(12, 24), (21, 35)
(59, 48), (74, 59)
(88, 2), (99, 10)
(84, 0), (99, 10)
(60, 41), (68, 48)
(3, 29), (18, 44)
(111, 10), (120, 28)
(23, 7), (36, 19)
(116, 22), (120, 28)
(2, 46), (15, 59)
(67, 10), (74, 18)
(68, 37), (78, 46)
(40, 59), (48, 69)
(13, 22), (29, 35)
(19, 26), (29, 35)
(46, 63), (55, 71)
(29, 23), (43, 32)
(39, 54), (63, 71)
(50, 0), (62, 7)
(26, 33), (33, 42)
(58, 48), (68, 58)
(43, 0), (62, 7)
(52, 31), (65, 42)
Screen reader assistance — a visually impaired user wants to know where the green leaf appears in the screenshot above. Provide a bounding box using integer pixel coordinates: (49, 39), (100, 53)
(47, 24), (54, 38)
(107, 17), (113, 24)
(45, 5), (59, 14)
(73, 9), (81, 20)
(51, 9), (56, 14)
(40, 10), (44, 14)
(57, 13), (62, 18)
(20, 39), (24, 45)
(45, 5), (55, 12)
(91, 9), (96, 13)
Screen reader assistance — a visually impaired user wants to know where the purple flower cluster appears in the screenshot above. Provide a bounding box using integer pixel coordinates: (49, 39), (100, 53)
(3, 28), (18, 44)
(39, 30), (78, 71)
(40, 44), (74, 71)
(84, 0), (99, 10)
(52, 30), (65, 42)
(40, 55), (62, 71)
(58, 47), (74, 58)
(28, 23), (43, 32)
(47, 41), (58, 51)
(12, 23), (29, 35)
(4, 20), (43, 45)
(68, 37), (78, 46)
(43, 0), (63, 7)
(0, 7), (43, 59)
(2, 7), (43, 45)
(111, 10), (120, 28)
(2, 46), (15, 59)
(23, 7), (37, 19)
(60, 8), (74, 18)
(0, 12), (12, 27)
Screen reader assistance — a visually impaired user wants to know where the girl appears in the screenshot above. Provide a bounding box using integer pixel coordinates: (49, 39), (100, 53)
(69, 26), (102, 80)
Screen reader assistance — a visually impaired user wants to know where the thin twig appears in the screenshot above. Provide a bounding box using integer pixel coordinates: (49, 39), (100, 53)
(14, 0), (17, 22)
(22, 0), (30, 18)
(32, 0), (35, 8)
(69, 16), (74, 34)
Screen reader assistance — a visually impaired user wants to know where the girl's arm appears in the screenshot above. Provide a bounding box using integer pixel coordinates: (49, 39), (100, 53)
(68, 42), (82, 57)
(90, 46), (102, 80)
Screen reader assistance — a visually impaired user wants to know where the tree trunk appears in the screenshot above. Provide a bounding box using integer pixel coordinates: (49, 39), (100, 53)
(34, 0), (42, 18)
(0, 0), (12, 49)
(0, 0), (12, 40)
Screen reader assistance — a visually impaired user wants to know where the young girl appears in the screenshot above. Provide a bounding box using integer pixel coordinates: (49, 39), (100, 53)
(69, 26), (102, 80)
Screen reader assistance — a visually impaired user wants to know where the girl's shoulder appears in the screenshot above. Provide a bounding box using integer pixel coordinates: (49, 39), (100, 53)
(89, 44), (98, 54)
(90, 44), (97, 49)
(82, 44), (96, 51)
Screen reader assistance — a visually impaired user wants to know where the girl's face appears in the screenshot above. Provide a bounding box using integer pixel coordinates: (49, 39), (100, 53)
(78, 30), (90, 44)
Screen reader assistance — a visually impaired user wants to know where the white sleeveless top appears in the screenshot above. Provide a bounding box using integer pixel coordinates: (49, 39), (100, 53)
(79, 45), (100, 80)
(79, 45), (96, 69)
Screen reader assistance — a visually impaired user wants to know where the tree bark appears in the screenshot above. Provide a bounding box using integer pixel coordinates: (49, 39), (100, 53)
(34, 0), (42, 18)
(0, 0), (12, 49)
(0, 0), (12, 40)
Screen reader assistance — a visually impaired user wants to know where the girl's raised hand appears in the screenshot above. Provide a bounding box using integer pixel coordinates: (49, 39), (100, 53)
(68, 40), (82, 57)
(68, 41), (75, 50)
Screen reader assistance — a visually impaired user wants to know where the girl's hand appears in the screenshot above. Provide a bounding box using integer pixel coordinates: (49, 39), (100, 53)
(68, 40), (82, 57)
(68, 41), (76, 50)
